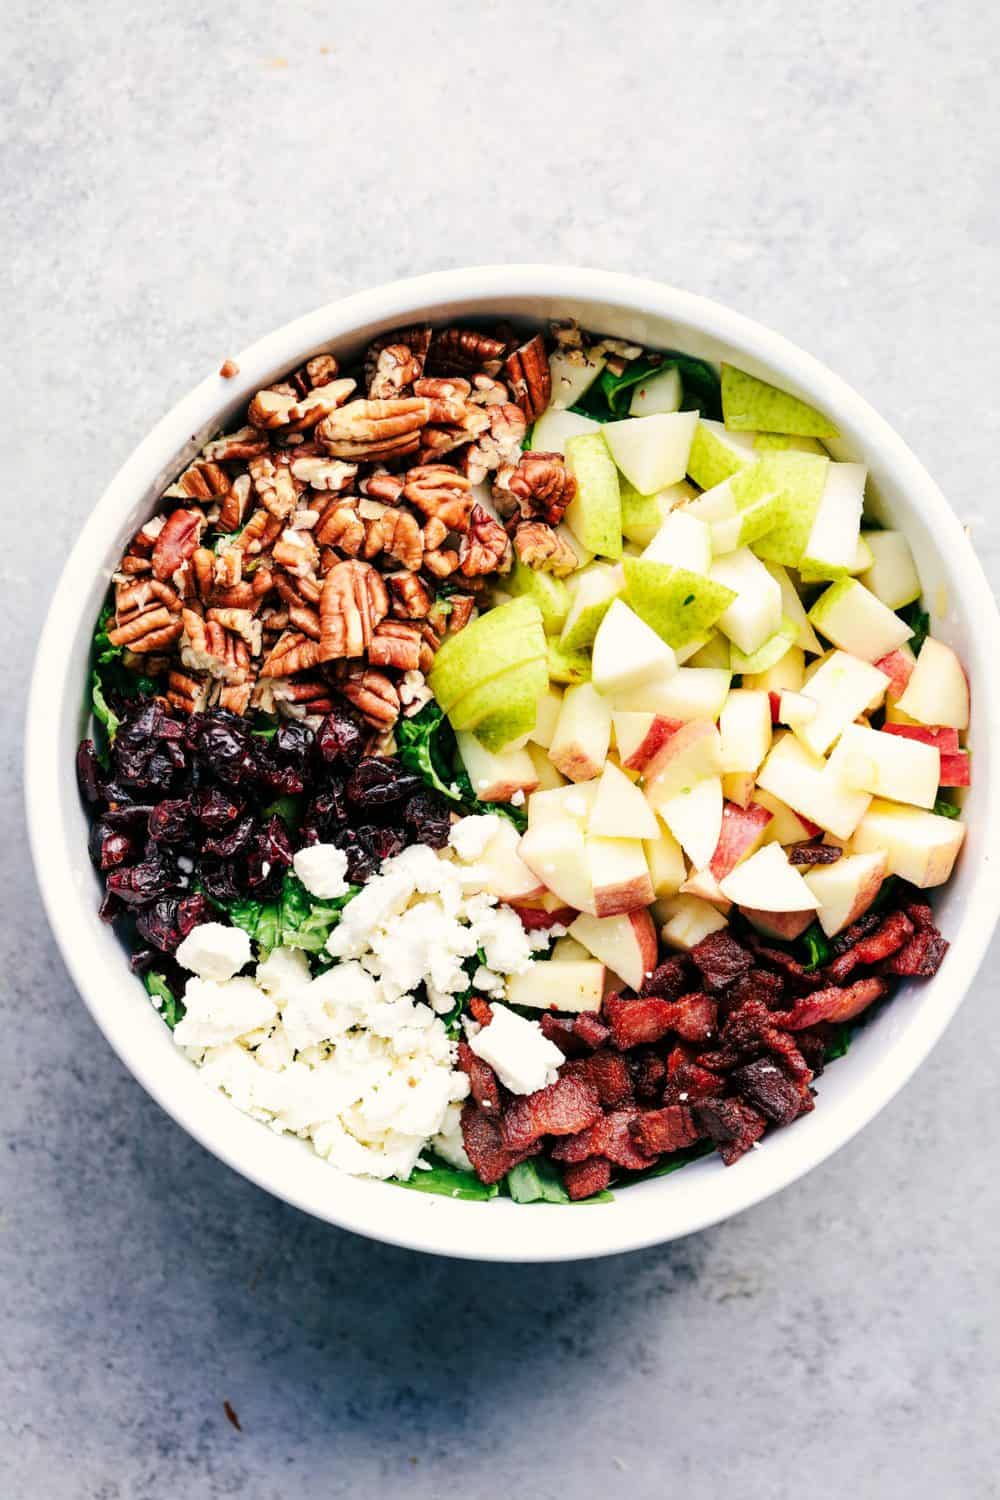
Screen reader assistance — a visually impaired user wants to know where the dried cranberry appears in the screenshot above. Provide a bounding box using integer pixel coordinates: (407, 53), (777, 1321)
(256, 757), (306, 797)
(245, 815), (293, 893)
(197, 860), (244, 905)
(361, 825), (406, 863)
(106, 850), (183, 905)
(274, 721), (313, 766)
(98, 889), (122, 924)
(186, 711), (256, 787)
(315, 710), (364, 769)
(300, 784), (348, 844)
(345, 756), (422, 809)
(88, 820), (136, 870)
(404, 791), (451, 848)
(101, 801), (155, 828)
(335, 829), (378, 884)
(136, 892), (212, 952)
(203, 812), (256, 859)
(192, 787), (242, 829)
(112, 702), (186, 790)
(76, 740), (104, 805)
(128, 947), (159, 975)
(148, 797), (194, 844)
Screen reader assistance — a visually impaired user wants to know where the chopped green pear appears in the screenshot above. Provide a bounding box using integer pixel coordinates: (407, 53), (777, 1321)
(628, 365), (682, 416)
(753, 432), (828, 454)
(748, 450), (830, 567)
(620, 479), (695, 547)
(623, 556), (736, 650)
(564, 432), (623, 559)
(548, 346), (606, 410)
(764, 561), (823, 653)
(547, 638), (592, 684)
(642, 509), (713, 573)
(686, 418), (757, 490)
(530, 406), (600, 455)
(799, 462), (866, 578)
(448, 657), (549, 749)
(808, 578), (913, 662)
(505, 558), (572, 635)
(685, 631), (732, 669)
(684, 467), (785, 554)
(710, 547), (784, 656)
(721, 364), (839, 437)
(602, 412), (699, 494)
(859, 530), (922, 609)
(427, 598), (545, 713)
(559, 563), (622, 651)
(729, 615), (799, 674)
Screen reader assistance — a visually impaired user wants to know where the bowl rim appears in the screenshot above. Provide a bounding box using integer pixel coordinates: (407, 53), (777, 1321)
(25, 264), (1000, 1262)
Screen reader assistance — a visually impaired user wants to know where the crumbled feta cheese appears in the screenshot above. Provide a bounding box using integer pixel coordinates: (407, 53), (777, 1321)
(293, 842), (350, 899)
(175, 922), (252, 982)
(448, 814), (501, 863)
(174, 976), (277, 1048)
(467, 1004), (563, 1095)
(432, 1101), (473, 1171)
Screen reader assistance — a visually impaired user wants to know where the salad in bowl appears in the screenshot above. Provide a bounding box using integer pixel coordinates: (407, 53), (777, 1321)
(74, 308), (971, 1209)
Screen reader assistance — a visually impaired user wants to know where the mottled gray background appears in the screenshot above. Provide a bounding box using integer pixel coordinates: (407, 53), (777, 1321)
(4, 1), (999, 1495)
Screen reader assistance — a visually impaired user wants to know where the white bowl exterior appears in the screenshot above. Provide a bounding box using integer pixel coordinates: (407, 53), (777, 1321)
(25, 267), (1000, 1261)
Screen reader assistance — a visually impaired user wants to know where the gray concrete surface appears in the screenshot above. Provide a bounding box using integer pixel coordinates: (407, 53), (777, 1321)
(4, 1), (999, 1495)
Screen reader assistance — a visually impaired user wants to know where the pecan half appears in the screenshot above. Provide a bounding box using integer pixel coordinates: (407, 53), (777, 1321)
(445, 594), (476, 633)
(460, 403), (528, 484)
(460, 505), (512, 577)
(165, 460), (231, 503)
(513, 521), (578, 577)
(248, 377), (356, 431)
(201, 427), (271, 463)
(237, 506), (283, 555)
(152, 509), (205, 582)
(107, 606), (183, 654)
(259, 629), (323, 679)
(388, 571), (433, 619)
(364, 326), (431, 393)
(497, 449), (576, 527)
(260, 676), (335, 719)
(166, 668), (210, 714)
(362, 507), (423, 572)
(273, 527), (320, 578)
(368, 619), (424, 671)
(217, 681), (254, 716)
(363, 471), (405, 505)
(340, 667), (400, 728)
(428, 327), (507, 377)
(402, 465), (473, 531)
(217, 474), (253, 533)
(205, 607), (263, 654)
(422, 546), (460, 579)
(368, 343), (425, 400)
(289, 456), (358, 493)
(319, 559), (389, 660)
(314, 499), (365, 557)
(114, 577), (182, 620)
(180, 608), (253, 683)
(248, 455), (298, 520)
(503, 334), (551, 420)
(317, 398), (430, 461)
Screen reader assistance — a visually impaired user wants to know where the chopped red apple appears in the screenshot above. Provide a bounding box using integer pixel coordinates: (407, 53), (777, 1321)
(525, 741), (567, 791)
(679, 866), (732, 911)
(659, 894), (729, 950)
(740, 907), (815, 941)
(643, 826), (687, 898)
(848, 799), (966, 887)
(584, 835), (654, 916)
(518, 821), (596, 915)
(718, 689), (772, 774)
(468, 820), (546, 903)
(509, 890), (578, 930)
(756, 731), (872, 841)
(827, 723), (940, 810)
(881, 723), (960, 752)
(787, 650), (890, 756)
(548, 682), (613, 782)
(896, 637), (970, 731)
(657, 776), (724, 871)
(612, 711), (683, 772)
(752, 786), (821, 844)
(455, 732), (540, 804)
(505, 959), (606, 1013)
(588, 760), (661, 839)
(527, 779), (598, 830)
(568, 908), (658, 992)
(718, 843), (820, 911)
(709, 800), (773, 880)
(803, 850), (887, 937)
(643, 720), (723, 809)
(873, 644), (916, 701)
(722, 770), (756, 807)
(939, 751), (970, 788)
(608, 666), (731, 722)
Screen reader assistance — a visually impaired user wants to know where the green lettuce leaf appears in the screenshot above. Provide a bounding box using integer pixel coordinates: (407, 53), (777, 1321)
(396, 702), (527, 833)
(222, 872), (358, 958)
(800, 923), (831, 972)
(933, 795), (961, 819)
(571, 350), (722, 421)
(393, 1154), (499, 1201)
(144, 971), (184, 1029)
(901, 600), (930, 655)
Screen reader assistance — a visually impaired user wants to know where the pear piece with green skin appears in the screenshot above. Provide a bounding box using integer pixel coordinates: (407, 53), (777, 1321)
(505, 558), (572, 635)
(859, 530), (922, 609)
(564, 431), (622, 559)
(763, 561), (823, 653)
(798, 462), (866, 579)
(642, 508), (713, 573)
(622, 557), (736, 650)
(710, 547), (784, 657)
(529, 407), (600, 456)
(620, 479), (695, 547)
(747, 450), (830, 567)
(428, 598), (545, 713)
(448, 656), (549, 749)
(808, 578), (913, 663)
(684, 467), (785, 554)
(559, 563), (622, 652)
(721, 364), (839, 438)
(753, 432), (828, 455)
(685, 631), (732, 670)
(728, 615), (799, 674)
(547, 639), (592, 685)
(686, 418), (757, 490)
(602, 412), (699, 494)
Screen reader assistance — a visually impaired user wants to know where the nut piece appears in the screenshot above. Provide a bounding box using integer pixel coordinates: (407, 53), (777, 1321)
(319, 559), (389, 661)
(364, 325), (431, 393)
(248, 377), (356, 431)
(314, 499), (365, 557)
(167, 668), (210, 713)
(218, 474), (253, 533)
(388, 571), (433, 619)
(317, 398), (430, 461)
(459, 504), (513, 577)
(513, 521), (579, 577)
(165, 460), (231, 502)
(460, 403), (528, 484)
(368, 619), (424, 671)
(259, 629), (324, 679)
(289, 456), (358, 493)
(503, 334), (552, 420)
(497, 449), (577, 527)
(201, 427), (271, 463)
(180, 608), (253, 683)
(368, 343), (425, 400)
(273, 527), (320, 578)
(152, 509), (206, 582)
(402, 465), (473, 531)
(249, 455), (298, 520)
(340, 667), (400, 728)
(445, 594), (476, 633)
(362, 507), (423, 572)
(428, 327), (507, 377)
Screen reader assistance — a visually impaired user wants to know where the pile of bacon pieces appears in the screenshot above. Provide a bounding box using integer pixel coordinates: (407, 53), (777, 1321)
(101, 322), (584, 736)
(459, 891), (948, 1199)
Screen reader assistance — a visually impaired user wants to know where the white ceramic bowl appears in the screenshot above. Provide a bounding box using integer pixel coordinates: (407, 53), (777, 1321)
(26, 266), (1000, 1261)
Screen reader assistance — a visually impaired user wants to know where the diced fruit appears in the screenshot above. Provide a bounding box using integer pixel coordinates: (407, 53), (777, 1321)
(729, 618), (799, 676)
(740, 908), (815, 942)
(591, 599), (678, 698)
(896, 638), (970, 731)
(719, 843), (820, 912)
(550, 936), (591, 963)
(808, 578), (912, 662)
(588, 760), (661, 839)
(547, 639), (592, 684)
(529, 686), (563, 749)
(659, 894), (729, 950)
(525, 741), (567, 791)
(559, 563), (622, 651)
(803, 851), (887, 937)
(709, 801), (773, 880)
(548, 683), (612, 783)
(939, 751), (971, 788)
(680, 867), (731, 911)
(787, 650), (890, 757)
(749, 451), (830, 567)
(752, 786), (821, 845)
(874, 644), (916, 701)
(777, 690), (817, 732)
(428, 598), (545, 712)
(827, 724), (939, 809)
(509, 891), (578, 930)
(469, 821), (546, 904)
(506, 559), (572, 634)
(686, 419), (757, 490)
(584, 835), (654, 916)
(610, 666), (731, 722)
(642, 508), (713, 572)
(456, 733), (540, 804)
(753, 433), (828, 455)
(685, 471), (785, 555)
(719, 689), (772, 774)
(756, 732), (871, 840)
(603, 411), (699, 494)
(623, 557), (736, 650)
(620, 480), (695, 547)
(506, 960), (606, 1013)
(613, 711), (683, 773)
(643, 826), (687, 897)
(800, 462), (866, 577)
(564, 432), (623, 559)
(569, 908), (658, 992)
(685, 632), (732, 670)
(547, 348), (607, 411)
(529, 406), (601, 454)
(527, 780), (598, 831)
(881, 723), (960, 751)
(765, 562), (823, 653)
(628, 365), (683, 416)
(657, 776), (724, 871)
(743, 645), (806, 695)
(709, 546), (783, 657)
(722, 771), (756, 807)
(721, 363), (838, 437)
(643, 720), (723, 807)
(859, 530), (921, 609)
(518, 821), (596, 915)
(556, 523), (594, 570)
(848, 799), (966, 888)
(447, 657), (549, 750)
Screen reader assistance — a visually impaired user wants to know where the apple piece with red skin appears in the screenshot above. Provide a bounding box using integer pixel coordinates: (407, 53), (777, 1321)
(719, 843), (820, 912)
(548, 682), (613, 783)
(467, 821), (546, 904)
(679, 866), (732, 912)
(518, 821), (596, 916)
(612, 711), (684, 773)
(722, 770), (756, 808)
(803, 850), (887, 937)
(643, 720), (723, 810)
(585, 835), (655, 916)
(896, 638), (970, 730)
(709, 801), (774, 881)
(659, 894), (730, 951)
(505, 959), (607, 1013)
(939, 751), (971, 788)
(752, 786), (822, 844)
(874, 644), (916, 701)
(455, 732), (540, 804)
(588, 760), (661, 839)
(568, 907), (659, 992)
(740, 907), (815, 942)
(509, 890), (578, 931)
(881, 723), (960, 752)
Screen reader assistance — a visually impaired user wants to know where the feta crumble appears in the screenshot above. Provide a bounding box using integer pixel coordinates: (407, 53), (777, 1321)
(467, 1004), (563, 1095)
(292, 842), (350, 899)
(175, 922), (252, 982)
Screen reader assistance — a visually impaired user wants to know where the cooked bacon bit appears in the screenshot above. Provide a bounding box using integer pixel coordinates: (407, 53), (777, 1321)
(562, 1156), (613, 1201)
(500, 1074), (601, 1152)
(572, 1012), (612, 1051)
(457, 1040), (501, 1114)
(787, 843), (842, 866)
(468, 996), (493, 1027)
(692, 1097), (767, 1166)
(731, 1058), (804, 1127)
(690, 930), (754, 992)
(770, 977), (889, 1030)
(461, 1103), (540, 1185)
(829, 906), (887, 956)
(552, 1109), (655, 1171)
(663, 1060), (727, 1106)
(629, 1105), (702, 1156)
(639, 956), (689, 1000)
(627, 1048), (667, 1102)
(827, 910), (914, 982)
(538, 1013), (587, 1056)
(883, 926), (948, 978)
(745, 935), (825, 989)
(603, 991), (716, 1049)
(574, 1049), (633, 1108)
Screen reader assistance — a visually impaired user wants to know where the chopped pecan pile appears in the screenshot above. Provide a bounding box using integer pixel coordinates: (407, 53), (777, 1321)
(105, 325), (579, 733)
(461, 894), (948, 1199)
